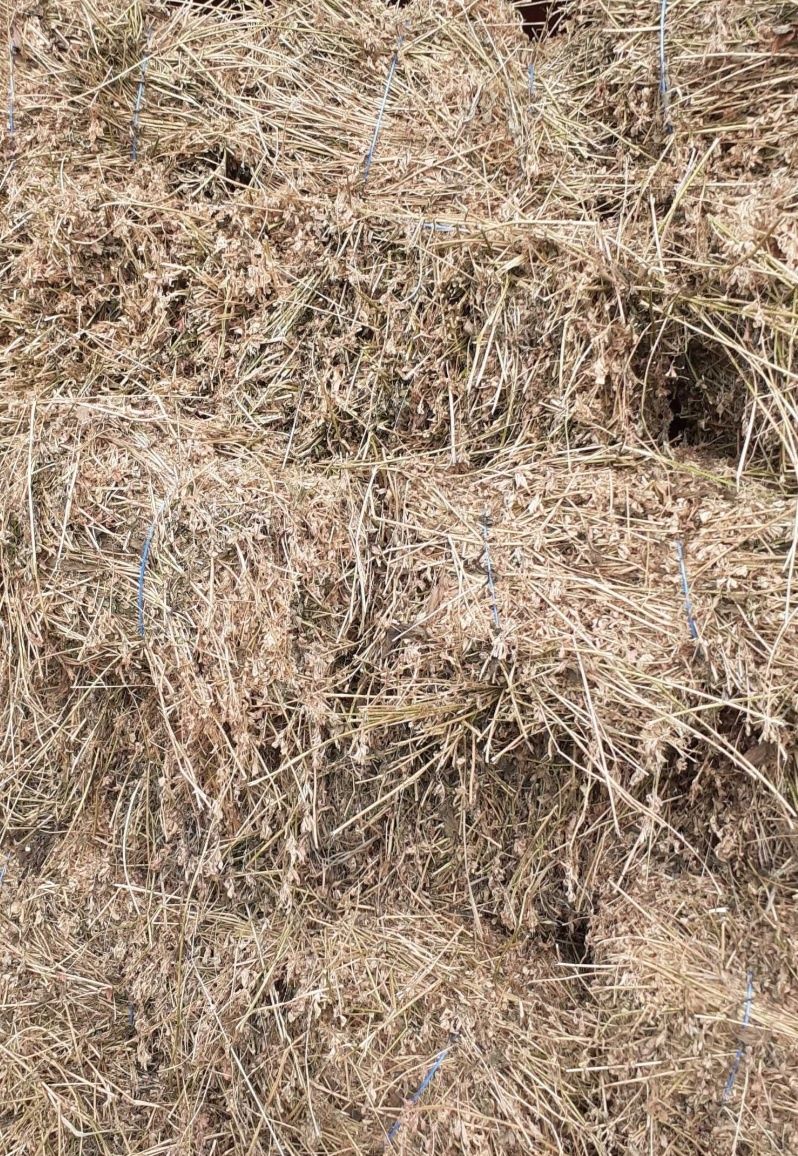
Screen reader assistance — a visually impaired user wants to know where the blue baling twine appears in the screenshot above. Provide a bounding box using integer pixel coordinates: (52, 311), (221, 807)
(659, 0), (671, 130)
(7, 41), (16, 136)
(386, 1047), (450, 1144)
(722, 971), (754, 1102)
(136, 516), (159, 637)
(130, 29), (152, 161)
(481, 515), (501, 632)
(363, 34), (404, 187)
(675, 540), (699, 641)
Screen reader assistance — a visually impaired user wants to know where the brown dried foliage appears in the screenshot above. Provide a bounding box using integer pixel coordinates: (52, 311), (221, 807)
(1, 1), (797, 1153)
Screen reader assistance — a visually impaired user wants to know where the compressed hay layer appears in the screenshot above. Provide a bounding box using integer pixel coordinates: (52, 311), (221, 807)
(1, 1), (798, 1153)
(4, 0), (797, 468)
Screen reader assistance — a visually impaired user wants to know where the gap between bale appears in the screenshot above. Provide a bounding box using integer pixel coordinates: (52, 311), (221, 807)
(515, 0), (567, 41)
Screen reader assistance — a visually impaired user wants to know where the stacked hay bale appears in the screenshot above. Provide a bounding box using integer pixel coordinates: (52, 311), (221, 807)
(1, 1), (796, 1152)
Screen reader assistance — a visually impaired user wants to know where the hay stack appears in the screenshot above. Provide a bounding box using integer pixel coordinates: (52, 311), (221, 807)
(1, 1), (797, 1153)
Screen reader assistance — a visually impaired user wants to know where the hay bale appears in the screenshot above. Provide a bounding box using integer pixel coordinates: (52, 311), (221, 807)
(589, 872), (798, 1154)
(1, 0), (797, 1152)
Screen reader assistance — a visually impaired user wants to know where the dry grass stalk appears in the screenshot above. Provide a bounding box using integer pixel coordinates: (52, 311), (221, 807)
(1, 1), (797, 1152)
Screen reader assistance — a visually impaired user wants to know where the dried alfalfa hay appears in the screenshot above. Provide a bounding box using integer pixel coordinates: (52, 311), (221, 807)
(2, 0), (798, 1153)
(587, 870), (798, 1155)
